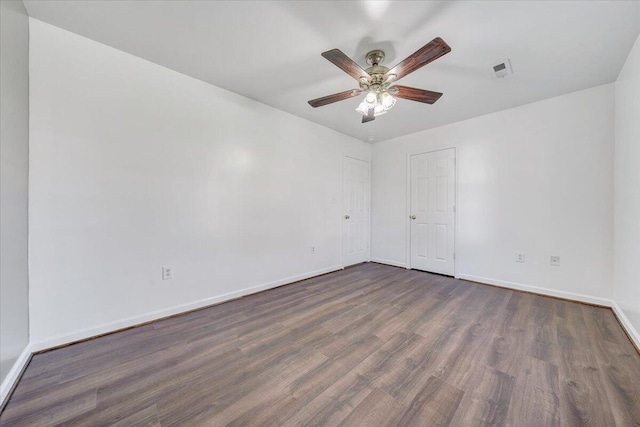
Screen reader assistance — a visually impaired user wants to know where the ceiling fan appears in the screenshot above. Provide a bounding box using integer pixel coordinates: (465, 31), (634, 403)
(308, 37), (451, 123)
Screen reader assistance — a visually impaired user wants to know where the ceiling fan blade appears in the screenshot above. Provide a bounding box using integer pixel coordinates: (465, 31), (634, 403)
(362, 107), (375, 123)
(385, 37), (451, 81)
(322, 49), (371, 81)
(392, 85), (443, 104)
(308, 89), (360, 108)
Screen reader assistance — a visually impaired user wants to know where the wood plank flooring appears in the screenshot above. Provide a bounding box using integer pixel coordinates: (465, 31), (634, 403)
(1, 263), (639, 426)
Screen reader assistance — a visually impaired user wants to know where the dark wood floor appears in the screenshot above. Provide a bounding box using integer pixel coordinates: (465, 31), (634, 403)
(1, 263), (639, 426)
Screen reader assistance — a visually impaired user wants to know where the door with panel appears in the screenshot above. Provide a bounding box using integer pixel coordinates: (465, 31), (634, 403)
(343, 156), (369, 267)
(410, 149), (456, 275)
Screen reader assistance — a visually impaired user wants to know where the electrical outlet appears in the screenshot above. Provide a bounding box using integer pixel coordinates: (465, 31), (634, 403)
(311, 246), (315, 254)
(162, 266), (173, 280)
(515, 252), (525, 263)
(550, 256), (560, 267)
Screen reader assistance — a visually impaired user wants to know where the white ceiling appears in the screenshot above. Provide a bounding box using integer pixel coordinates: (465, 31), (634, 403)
(23, 0), (640, 142)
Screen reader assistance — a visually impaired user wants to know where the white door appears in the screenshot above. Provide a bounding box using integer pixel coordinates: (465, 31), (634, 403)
(343, 156), (369, 267)
(410, 149), (455, 275)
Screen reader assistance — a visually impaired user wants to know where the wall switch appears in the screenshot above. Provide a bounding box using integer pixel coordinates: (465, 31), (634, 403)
(550, 256), (560, 267)
(162, 266), (173, 280)
(311, 246), (315, 254)
(515, 252), (525, 263)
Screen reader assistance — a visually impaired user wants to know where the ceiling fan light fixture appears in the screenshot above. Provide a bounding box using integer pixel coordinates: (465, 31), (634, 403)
(356, 90), (396, 117)
(356, 90), (379, 116)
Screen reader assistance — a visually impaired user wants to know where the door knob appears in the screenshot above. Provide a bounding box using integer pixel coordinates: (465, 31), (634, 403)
(344, 215), (350, 220)
(410, 215), (416, 220)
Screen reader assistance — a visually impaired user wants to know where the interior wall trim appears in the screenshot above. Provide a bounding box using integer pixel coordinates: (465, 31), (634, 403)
(611, 301), (640, 353)
(0, 344), (33, 411)
(29, 265), (344, 354)
(455, 274), (640, 353)
(370, 258), (408, 269)
(456, 274), (612, 307)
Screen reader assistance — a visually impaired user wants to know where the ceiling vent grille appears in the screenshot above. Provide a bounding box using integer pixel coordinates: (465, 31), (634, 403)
(490, 59), (513, 79)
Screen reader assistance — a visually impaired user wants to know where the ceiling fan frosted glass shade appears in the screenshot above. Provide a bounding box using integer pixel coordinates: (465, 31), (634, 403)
(364, 92), (377, 104)
(356, 101), (370, 116)
(380, 92), (396, 110)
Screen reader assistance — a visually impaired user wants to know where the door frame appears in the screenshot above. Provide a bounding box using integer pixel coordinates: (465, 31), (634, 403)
(342, 154), (371, 268)
(405, 146), (458, 276)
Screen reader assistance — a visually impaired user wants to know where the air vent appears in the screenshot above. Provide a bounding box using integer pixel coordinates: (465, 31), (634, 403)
(490, 59), (513, 79)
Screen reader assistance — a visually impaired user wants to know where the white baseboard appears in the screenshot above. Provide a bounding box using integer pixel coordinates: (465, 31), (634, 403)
(30, 265), (343, 353)
(456, 274), (613, 307)
(13, 265), (639, 411)
(0, 343), (33, 409)
(611, 301), (640, 351)
(370, 258), (407, 269)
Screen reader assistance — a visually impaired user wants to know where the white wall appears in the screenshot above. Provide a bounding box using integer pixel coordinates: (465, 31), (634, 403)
(372, 84), (615, 303)
(28, 19), (370, 345)
(0, 0), (30, 384)
(613, 33), (640, 342)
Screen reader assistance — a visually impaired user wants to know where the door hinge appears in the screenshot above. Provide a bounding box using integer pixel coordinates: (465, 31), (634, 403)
(453, 205), (456, 213)
(453, 253), (456, 260)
